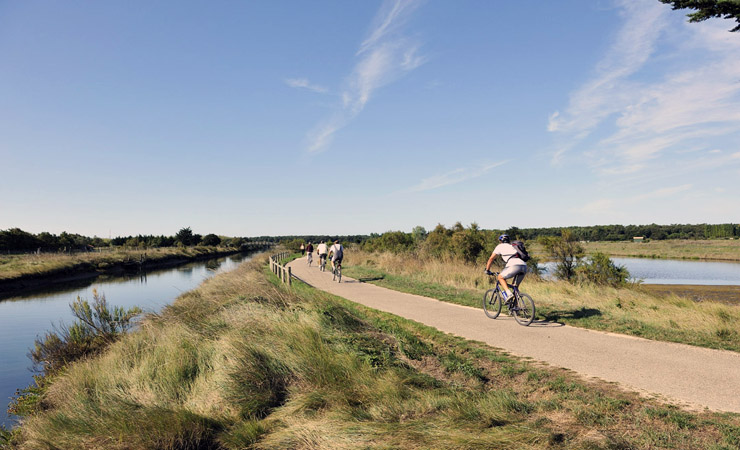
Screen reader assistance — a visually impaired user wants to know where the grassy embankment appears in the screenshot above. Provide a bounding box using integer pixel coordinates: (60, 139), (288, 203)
(342, 249), (740, 352)
(0, 247), (241, 284)
(4, 254), (740, 449)
(581, 239), (740, 262)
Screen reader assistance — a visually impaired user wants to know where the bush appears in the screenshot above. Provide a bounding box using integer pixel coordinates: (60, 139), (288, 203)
(201, 233), (222, 246)
(575, 252), (630, 287)
(30, 290), (141, 375)
(539, 230), (584, 281)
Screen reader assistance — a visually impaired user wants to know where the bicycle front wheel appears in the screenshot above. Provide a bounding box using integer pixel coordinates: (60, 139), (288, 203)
(483, 289), (502, 319)
(513, 293), (535, 326)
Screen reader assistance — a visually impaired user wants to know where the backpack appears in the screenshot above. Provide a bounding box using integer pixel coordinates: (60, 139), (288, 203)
(333, 244), (343, 259)
(510, 241), (531, 262)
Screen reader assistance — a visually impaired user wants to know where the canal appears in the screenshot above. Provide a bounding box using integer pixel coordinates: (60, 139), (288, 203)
(0, 252), (253, 428)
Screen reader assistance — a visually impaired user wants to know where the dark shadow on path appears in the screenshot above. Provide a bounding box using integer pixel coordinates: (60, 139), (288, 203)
(542, 307), (602, 324)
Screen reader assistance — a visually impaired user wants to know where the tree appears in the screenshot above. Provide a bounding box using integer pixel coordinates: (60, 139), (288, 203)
(659, 0), (740, 32)
(411, 226), (427, 243)
(175, 227), (198, 246)
(539, 229), (585, 282)
(201, 234), (221, 246)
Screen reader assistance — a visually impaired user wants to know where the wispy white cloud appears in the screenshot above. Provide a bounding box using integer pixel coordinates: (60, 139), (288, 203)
(574, 184), (693, 216)
(306, 0), (426, 153)
(547, 0), (668, 136)
(405, 161), (508, 193)
(285, 78), (328, 94)
(548, 0), (740, 178)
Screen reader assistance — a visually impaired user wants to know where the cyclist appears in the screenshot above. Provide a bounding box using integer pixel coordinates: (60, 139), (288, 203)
(316, 240), (328, 269)
(328, 240), (344, 273)
(305, 242), (314, 266)
(485, 234), (527, 302)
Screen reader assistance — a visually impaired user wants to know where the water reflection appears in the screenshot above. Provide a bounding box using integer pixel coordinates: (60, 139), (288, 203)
(0, 252), (252, 428)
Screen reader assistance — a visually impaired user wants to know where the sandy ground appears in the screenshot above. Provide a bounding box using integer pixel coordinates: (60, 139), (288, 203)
(288, 259), (740, 413)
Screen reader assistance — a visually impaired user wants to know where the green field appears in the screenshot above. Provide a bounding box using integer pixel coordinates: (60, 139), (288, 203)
(4, 253), (740, 449)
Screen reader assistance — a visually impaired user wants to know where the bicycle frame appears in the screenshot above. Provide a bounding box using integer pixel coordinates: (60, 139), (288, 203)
(483, 271), (535, 326)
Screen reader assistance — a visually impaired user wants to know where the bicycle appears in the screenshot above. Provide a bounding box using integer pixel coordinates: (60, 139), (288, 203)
(332, 261), (342, 282)
(483, 271), (535, 326)
(319, 254), (327, 272)
(307, 252), (313, 267)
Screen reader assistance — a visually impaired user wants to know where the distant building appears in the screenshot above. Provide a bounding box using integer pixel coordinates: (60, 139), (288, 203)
(633, 236), (644, 242)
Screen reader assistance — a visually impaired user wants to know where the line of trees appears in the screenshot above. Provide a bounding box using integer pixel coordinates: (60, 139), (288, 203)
(0, 227), (249, 252)
(505, 223), (738, 241)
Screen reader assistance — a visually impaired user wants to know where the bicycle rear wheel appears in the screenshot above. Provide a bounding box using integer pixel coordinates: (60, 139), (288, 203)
(512, 293), (535, 326)
(483, 289), (502, 319)
(337, 265), (342, 282)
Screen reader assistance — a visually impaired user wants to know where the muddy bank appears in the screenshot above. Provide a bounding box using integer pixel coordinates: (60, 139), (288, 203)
(641, 284), (740, 304)
(0, 250), (245, 299)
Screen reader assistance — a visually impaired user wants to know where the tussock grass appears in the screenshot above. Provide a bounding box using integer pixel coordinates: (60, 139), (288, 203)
(6, 253), (740, 449)
(344, 249), (740, 352)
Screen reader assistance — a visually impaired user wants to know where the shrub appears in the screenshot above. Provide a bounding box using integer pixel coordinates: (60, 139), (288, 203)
(575, 252), (631, 287)
(30, 289), (141, 375)
(201, 233), (222, 246)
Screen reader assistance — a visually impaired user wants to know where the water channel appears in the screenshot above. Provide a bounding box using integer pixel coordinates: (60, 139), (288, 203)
(0, 252), (253, 428)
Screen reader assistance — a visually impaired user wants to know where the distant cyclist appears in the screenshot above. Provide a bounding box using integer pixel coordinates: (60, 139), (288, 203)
(328, 240), (344, 273)
(485, 234), (527, 302)
(305, 242), (314, 266)
(316, 241), (328, 269)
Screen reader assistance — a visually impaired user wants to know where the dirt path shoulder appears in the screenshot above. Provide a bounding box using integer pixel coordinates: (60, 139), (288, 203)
(288, 259), (740, 413)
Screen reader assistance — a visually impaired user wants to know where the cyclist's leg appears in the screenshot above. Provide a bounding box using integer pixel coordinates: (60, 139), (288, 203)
(499, 265), (526, 299)
(512, 270), (526, 288)
(498, 267), (516, 298)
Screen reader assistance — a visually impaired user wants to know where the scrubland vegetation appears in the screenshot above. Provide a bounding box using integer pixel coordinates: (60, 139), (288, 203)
(3, 254), (740, 449)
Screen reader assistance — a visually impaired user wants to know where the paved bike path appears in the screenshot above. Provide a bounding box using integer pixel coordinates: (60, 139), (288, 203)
(288, 259), (740, 413)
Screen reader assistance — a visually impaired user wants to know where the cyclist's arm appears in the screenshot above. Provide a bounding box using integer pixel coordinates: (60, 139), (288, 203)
(485, 252), (499, 272)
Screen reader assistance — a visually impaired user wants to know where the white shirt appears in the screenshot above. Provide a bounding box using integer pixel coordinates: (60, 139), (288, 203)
(316, 243), (328, 255)
(493, 243), (527, 267)
(329, 243), (343, 256)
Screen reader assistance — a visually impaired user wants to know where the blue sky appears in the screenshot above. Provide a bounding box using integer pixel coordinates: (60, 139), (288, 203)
(1, 1), (739, 238)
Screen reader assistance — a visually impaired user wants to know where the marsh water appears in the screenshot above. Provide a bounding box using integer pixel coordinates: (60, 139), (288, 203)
(541, 257), (740, 286)
(0, 253), (253, 428)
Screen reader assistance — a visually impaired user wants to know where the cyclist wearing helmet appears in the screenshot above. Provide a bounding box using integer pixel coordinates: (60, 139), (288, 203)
(485, 234), (527, 302)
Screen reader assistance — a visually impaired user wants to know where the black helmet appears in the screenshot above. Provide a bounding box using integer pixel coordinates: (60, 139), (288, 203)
(498, 234), (510, 243)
